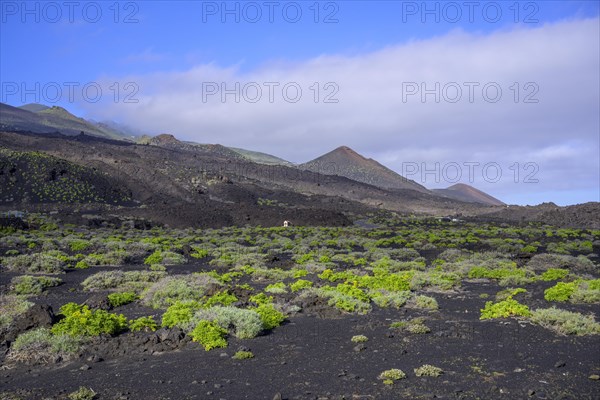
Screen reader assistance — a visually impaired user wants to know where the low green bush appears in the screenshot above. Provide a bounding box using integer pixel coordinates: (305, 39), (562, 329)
(11, 275), (62, 295)
(0, 294), (33, 330)
(51, 303), (127, 337)
(232, 350), (254, 359)
(480, 298), (531, 320)
(351, 335), (368, 343)
(191, 320), (228, 351)
(414, 364), (443, 377)
(161, 300), (203, 328)
(142, 274), (220, 309)
(390, 317), (430, 334)
(544, 281), (577, 302)
(412, 295), (439, 310)
(107, 291), (137, 307)
(68, 387), (96, 400)
(203, 291), (238, 308)
(539, 268), (569, 281)
(252, 304), (286, 330)
(264, 282), (287, 294)
(129, 316), (158, 332)
(8, 327), (82, 363)
(82, 270), (166, 292)
(290, 279), (313, 292)
(249, 293), (274, 306)
(193, 306), (263, 339)
(378, 368), (406, 385)
(530, 307), (600, 335)
(370, 289), (411, 309)
(144, 250), (186, 266)
(1, 252), (66, 274)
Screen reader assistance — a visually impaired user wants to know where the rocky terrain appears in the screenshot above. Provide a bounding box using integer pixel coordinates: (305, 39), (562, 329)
(0, 215), (599, 399)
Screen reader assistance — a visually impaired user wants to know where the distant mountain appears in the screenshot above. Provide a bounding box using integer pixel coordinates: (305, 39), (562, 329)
(0, 103), (132, 141)
(300, 146), (429, 193)
(18, 103), (50, 113)
(144, 133), (246, 160)
(94, 121), (141, 139)
(229, 147), (294, 166)
(432, 183), (505, 206)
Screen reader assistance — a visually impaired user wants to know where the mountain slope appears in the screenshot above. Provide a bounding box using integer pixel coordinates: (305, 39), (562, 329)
(18, 103), (50, 113)
(0, 103), (131, 140)
(300, 146), (429, 193)
(432, 183), (505, 206)
(229, 147), (294, 166)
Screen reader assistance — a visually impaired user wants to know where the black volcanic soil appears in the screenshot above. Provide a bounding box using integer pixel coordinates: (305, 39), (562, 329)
(1, 268), (599, 400)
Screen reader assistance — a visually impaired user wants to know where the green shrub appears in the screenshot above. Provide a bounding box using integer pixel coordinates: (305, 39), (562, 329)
(309, 286), (371, 314)
(335, 282), (370, 303)
(11, 275), (61, 295)
(144, 250), (186, 266)
(69, 240), (91, 252)
(8, 328), (82, 364)
(129, 316), (158, 332)
(191, 320), (228, 351)
(412, 295), (439, 310)
(252, 304), (286, 330)
(149, 263), (166, 271)
(290, 279), (313, 292)
(480, 298), (531, 320)
(378, 368), (406, 385)
(142, 274), (220, 309)
(351, 335), (368, 343)
(292, 269), (308, 279)
(358, 271), (413, 292)
(390, 317), (430, 334)
(74, 260), (90, 269)
(68, 387), (96, 400)
(530, 307), (600, 335)
(107, 291), (137, 307)
(193, 306), (263, 339)
(570, 280), (600, 304)
(414, 364), (443, 377)
(539, 268), (569, 281)
(232, 350), (254, 359)
(264, 282), (287, 294)
(0, 294), (33, 330)
(51, 303), (127, 336)
(190, 248), (209, 259)
(544, 281), (577, 302)
(1, 252), (66, 274)
(409, 271), (460, 291)
(203, 291), (238, 308)
(249, 293), (274, 306)
(370, 290), (411, 309)
(82, 270), (166, 292)
(468, 266), (526, 280)
(161, 300), (203, 328)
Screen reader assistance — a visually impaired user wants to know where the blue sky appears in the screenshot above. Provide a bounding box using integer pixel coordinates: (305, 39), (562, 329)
(1, 1), (599, 206)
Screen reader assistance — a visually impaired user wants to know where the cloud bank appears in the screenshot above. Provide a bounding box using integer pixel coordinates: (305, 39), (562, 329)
(84, 18), (599, 205)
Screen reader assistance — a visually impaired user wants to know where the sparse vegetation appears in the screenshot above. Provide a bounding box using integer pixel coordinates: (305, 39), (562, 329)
(190, 320), (228, 351)
(530, 307), (600, 336)
(8, 328), (83, 363)
(378, 368), (406, 385)
(68, 386), (96, 400)
(233, 350), (255, 359)
(351, 334), (368, 343)
(10, 275), (62, 295)
(107, 291), (138, 307)
(414, 364), (443, 377)
(51, 303), (127, 337)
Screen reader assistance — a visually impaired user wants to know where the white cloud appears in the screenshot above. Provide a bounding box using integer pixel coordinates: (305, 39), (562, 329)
(82, 17), (599, 206)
